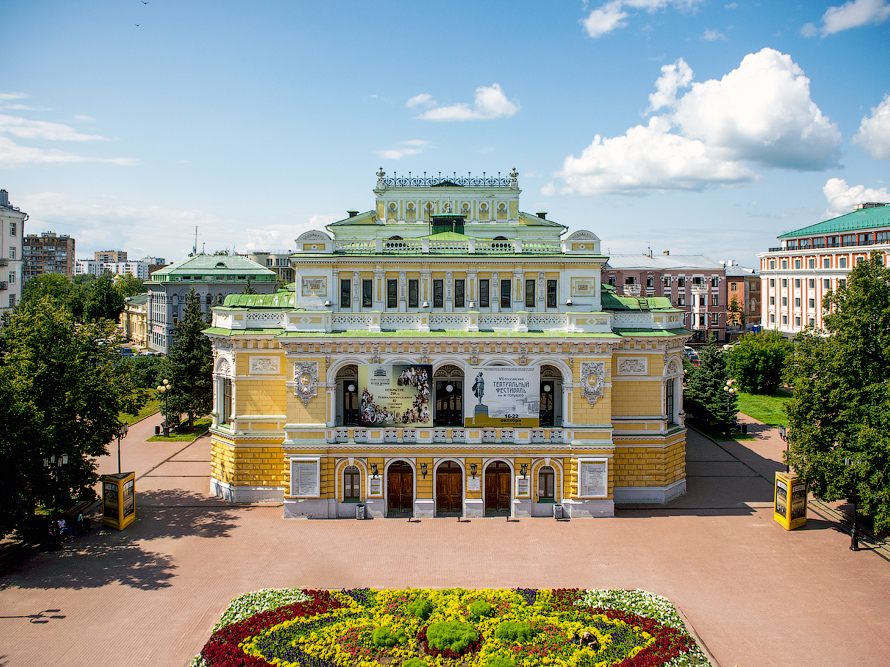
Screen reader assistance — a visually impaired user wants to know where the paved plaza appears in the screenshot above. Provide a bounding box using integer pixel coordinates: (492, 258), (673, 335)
(1, 413), (889, 667)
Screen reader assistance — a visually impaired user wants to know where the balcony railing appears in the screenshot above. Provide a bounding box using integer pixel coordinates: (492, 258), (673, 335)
(333, 238), (562, 255)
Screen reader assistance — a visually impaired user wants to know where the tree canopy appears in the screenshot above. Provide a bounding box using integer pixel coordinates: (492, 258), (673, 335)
(726, 330), (791, 394)
(0, 296), (142, 536)
(163, 288), (213, 428)
(113, 272), (145, 298)
(784, 251), (890, 532)
(83, 273), (126, 322)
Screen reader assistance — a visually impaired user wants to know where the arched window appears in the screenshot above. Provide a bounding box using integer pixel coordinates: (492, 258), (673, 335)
(493, 236), (508, 241)
(538, 466), (555, 501)
(205, 294), (212, 306)
(343, 465), (360, 501)
(216, 294), (223, 305)
(388, 236), (403, 240)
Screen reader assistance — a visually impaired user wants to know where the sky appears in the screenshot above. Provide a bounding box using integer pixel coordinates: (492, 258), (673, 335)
(3, 0), (890, 269)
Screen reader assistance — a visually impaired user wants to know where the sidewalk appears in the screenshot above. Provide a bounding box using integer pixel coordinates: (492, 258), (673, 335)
(0, 417), (888, 667)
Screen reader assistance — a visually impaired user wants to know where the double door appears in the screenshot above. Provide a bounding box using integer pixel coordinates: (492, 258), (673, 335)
(387, 461), (413, 516)
(484, 461), (511, 516)
(435, 461), (462, 516)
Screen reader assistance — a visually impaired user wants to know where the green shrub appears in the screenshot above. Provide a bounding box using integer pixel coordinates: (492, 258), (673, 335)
(467, 600), (493, 621)
(726, 330), (792, 394)
(402, 659), (425, 667)
(494, 621), (536, 643)
(485, 656), (516, 667)
(426, 621), (479, 653)
(371, 626), (404, 648)
(407, 598), (433, 619)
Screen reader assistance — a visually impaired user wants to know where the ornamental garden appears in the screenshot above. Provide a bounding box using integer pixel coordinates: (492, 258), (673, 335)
(194, 588), (709, 667)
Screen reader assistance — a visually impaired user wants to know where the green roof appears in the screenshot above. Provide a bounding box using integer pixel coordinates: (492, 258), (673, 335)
(601, 286), (675, 311)
(222, 293), (296, 308)
(777, 205), (890, 239)
(151, 255), (278, 280)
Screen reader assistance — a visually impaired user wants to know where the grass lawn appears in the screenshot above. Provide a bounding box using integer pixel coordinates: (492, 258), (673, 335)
(119, 396), (160, 425)
(736, 389), (792, 427)
(147, 417), (212, 442)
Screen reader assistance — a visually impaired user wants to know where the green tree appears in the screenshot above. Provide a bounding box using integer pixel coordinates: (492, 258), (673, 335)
(163, 288), (213, 429)
(727, 294), (745, 327)
(83, 273), (126, 322)
(784, 251), (890, 532)
(68, 274), (96, 321)
(241, 278), (256, 295)
(726, 330), (791, 394)
(684, 340), (737, 437)
(20, 273), (72, 310)
(114, 272), (145, 298)
(0, 296), (142, 537)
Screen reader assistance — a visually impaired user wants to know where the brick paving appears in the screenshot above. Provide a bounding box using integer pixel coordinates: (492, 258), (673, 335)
(1, 412), (889, 667)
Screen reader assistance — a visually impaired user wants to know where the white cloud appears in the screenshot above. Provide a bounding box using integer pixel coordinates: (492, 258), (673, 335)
(853, 94), (890, 159)
(0, 137), (137, 167)
(375, 139), (430, 160)
(802, 0), (890, 37)
(0, 114), (105, 141)
(823, 178), (890, 216)
(416, 84), (519, 121)
(647, 57), (693, 112)
(405, 93), (434, 108)
(702, 28), (726, 40)
(725, 2), (737, 8)
(0, 92), (28, 101)
(582, 0), (703, 37)
(549, 48), (840, 196)
(671, 48), (841, 170)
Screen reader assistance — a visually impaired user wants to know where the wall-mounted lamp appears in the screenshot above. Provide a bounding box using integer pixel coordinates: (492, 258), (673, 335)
(422, 300), (430, 309)
(565, 299), (573, 307)
(520, 463), (528, 478)
(420, 463), (428, 479)
(445, 384), (453, 393)
(468, 300), (476, 309)
(470, 463), (477, 477)
(370, 463), (379, 478)
(544, 384), (551, 392)
(324, 300), (332, 307)
(347, 383), (356, 392)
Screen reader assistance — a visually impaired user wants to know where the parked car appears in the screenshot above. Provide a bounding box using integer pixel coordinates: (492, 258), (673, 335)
(684, 346), (701, 366)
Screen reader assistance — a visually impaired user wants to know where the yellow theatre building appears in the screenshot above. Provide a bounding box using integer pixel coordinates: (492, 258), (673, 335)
(204, 169), (690, 519)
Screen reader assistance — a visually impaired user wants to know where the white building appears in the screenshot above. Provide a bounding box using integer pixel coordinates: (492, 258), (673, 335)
(76, 259), (152, 280)
(758, 202), (890, 335)
(0, 189), (26, 314)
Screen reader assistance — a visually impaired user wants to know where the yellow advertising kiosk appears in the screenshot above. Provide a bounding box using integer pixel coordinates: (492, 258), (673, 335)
(774, 471), (807, 530)
(101, 472), (136, 530)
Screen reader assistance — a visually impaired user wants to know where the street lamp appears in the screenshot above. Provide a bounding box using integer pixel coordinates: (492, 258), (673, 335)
(116, 422), (129, 474)
(723, 379), (737, 432)
(778, 425), (789, 473)
(845, 457), (861, 552)
(157, 379), (171, 437)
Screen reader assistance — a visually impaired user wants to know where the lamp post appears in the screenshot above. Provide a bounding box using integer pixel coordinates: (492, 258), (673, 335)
(778, 425), (789, 473)
(157, 379), (171, 437)
(723, 379), (737, 433)
(116, 422), (129, 474)
(845, 457), (860, 552)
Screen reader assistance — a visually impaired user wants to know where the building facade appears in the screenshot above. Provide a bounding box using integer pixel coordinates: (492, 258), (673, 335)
(22, 232), (75, 284)
(121, 293), (149, 348)
(0, 189), (26, 314)
(246, 250), (296, 284)
(724, 262), (761, 330)
(77, 259), (152, 280)
(95, 250), (127, 263)
(146, 254), (278, 354)
(603, 254), (726, 343)
(204, 171), (690, 520)
(758, 202), (890, 335)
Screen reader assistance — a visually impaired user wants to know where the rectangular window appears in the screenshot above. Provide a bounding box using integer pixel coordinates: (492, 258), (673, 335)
(808, 259), (815, 268)
(711, 313), (719, 324)
(795, 279), (801, 288)
(678, 277), (685, 287)
(387, 279), (397, 308)
(362, 279), (372, 308)
(525, 279), (535, 308)
(839, 257), (848, 268)
(9, 248), (14, 260)
(647, 276), (654, 288)
(8, 271), (13, 284)
(770, 279), (775, 287)
(500, 279), (511, 308)
(781, 260), (788, 269)
(433, 279), (444, 308)
(546, 280), (557, 308)
(8, 294), (15, 308)
(692, 277), (703, 285)
(677, 295), (685, 306)
(782, 315), (788, 325)
(663, 276), (670, 287)
(795, 316), (801, 326)
(731, 283), (737, 291)
(770, 296), (775, 305)
(824, 258), (831, 268)
(795, 298), (801, 307)
(839, 279), (846, 288)
(808, 279), (815, 288)
(454, 279), (465, 308)
(665, 380), (675, 424)
(608, 276), (617, 286)
(771, 314), (775, 323)
(340, 279), (351, 309)
(770, 260), (776, 269)
(809, 298), (815, 308)
(344, 468), (360, 501)
(782, 297), (788, 306)
(699, 295), (706, 306)
(9, 223), (15, 236)
(782, 279), (788, 287)
(795, 259), (801, 269)
(408, 279), (419, 308)
(711, 277), (719, 287)
(711, 294), (719, 306)
(698, 315), (705, 325)
(222, 378), (233, 424)
(479, 279), (490, 308)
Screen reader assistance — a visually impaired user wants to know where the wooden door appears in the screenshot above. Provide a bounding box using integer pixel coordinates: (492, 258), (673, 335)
(484, 461), (512, 516)
(387, 461), (413, 516)
(435, 461), (463, 516)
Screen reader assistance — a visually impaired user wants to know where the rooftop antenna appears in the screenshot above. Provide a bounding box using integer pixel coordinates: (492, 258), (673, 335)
(193, 226), (198, 256)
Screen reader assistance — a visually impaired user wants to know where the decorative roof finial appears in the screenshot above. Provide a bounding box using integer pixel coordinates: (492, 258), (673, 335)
(509, 167), (519, 189)
(376, 166), (386, 188)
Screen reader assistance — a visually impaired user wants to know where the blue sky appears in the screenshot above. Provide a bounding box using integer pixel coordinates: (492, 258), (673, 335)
(3, 0), (890, 268)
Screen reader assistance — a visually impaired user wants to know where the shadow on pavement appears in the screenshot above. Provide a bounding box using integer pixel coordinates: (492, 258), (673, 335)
(0, 490), (239, 591)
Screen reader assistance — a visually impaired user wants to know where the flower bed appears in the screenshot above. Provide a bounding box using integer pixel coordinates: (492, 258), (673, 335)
(192, 588), (710, 667)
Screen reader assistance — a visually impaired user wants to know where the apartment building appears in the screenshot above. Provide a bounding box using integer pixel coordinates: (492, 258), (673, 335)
(0, 189), (26, 314)
(22, 232), (75, 284)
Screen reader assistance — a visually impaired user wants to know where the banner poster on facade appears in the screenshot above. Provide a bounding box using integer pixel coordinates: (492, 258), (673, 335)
(463, 366), (540, 428)
(358, 364), (433, 427)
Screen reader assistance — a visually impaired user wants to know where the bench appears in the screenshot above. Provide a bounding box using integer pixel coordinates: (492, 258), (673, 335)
(60, 500), (96, 535)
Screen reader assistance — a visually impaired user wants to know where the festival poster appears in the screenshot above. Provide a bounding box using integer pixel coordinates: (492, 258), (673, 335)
(357, 364), (433, 427)
(464, 366), (540, 428)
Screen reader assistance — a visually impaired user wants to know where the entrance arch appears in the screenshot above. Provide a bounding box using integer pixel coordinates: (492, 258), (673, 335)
(484, 461), (512, 517)
(434, 364), (464, 426)
(539, 364), (564, 427)
(386, 460), (414, 517)
(435, 460), (463, 516)
(336, 364), (359, 426)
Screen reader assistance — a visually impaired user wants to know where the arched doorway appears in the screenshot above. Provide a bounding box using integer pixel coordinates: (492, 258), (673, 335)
(337, 365), (359, 426)
(387, 461), (413, 517)
(435, 461), (463, 516)
(484, 461), (511, 517)
(539, 365), (563, 427)
(434, 365), (464, 426)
